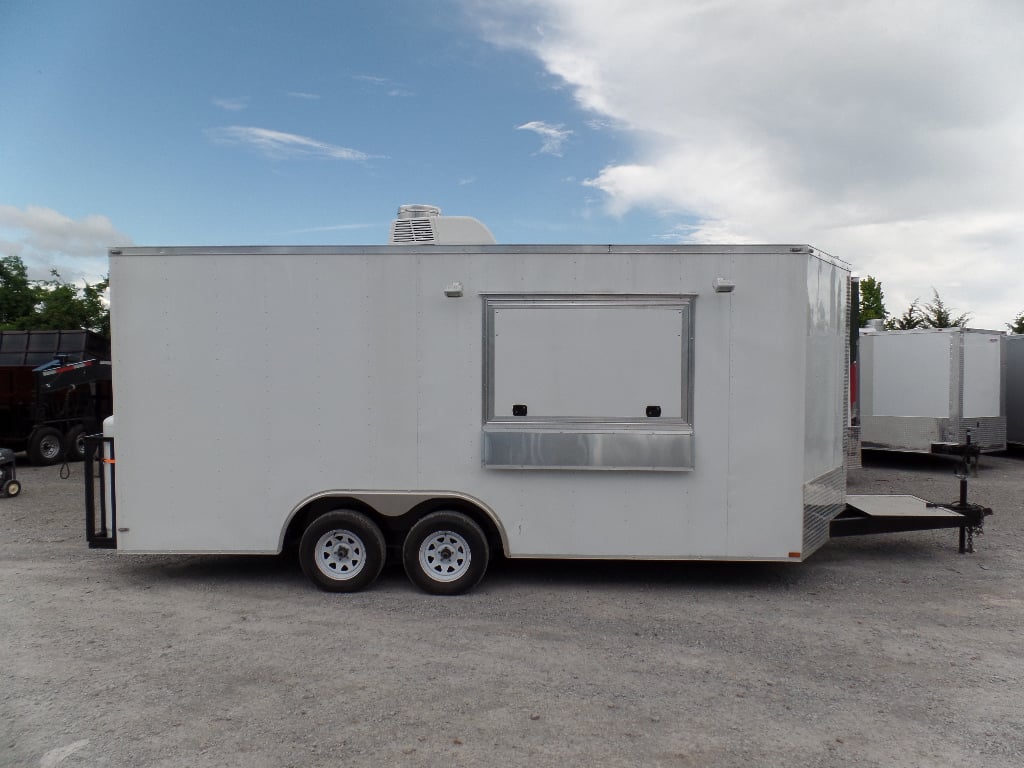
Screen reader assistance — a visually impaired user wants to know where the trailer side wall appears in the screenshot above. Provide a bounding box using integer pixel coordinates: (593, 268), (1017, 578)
(109, 246), (848, 560)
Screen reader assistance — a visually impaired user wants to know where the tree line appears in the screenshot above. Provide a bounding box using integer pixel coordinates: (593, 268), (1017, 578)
(0, 255), (109, 337)
(859, 275), (1024, 334)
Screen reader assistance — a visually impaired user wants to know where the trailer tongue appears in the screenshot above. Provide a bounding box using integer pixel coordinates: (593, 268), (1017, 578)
(835, 495), (990, 553)
(834, 442), (991, 553)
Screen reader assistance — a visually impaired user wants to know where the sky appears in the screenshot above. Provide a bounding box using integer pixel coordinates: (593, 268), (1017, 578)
(1, 0), (1021, 329)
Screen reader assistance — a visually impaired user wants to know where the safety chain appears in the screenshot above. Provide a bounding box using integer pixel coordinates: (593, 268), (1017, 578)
(952, 433), (988, 554)
(949, 500), (989, 554)
(966, 517), (985, 554)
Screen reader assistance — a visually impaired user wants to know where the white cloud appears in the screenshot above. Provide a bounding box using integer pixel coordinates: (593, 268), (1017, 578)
(353, 74), (413, 97)
(517, 120), (573, 155)
(208, 126), (380, 161)
(471, 0), (1024, 329)
(213, 96), (248, 111)
(287, 92), (321, 100)
(0, 205), (130, 282)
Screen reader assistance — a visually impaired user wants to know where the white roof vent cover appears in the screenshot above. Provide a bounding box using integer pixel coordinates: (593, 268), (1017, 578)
(389, 204), (496, 245)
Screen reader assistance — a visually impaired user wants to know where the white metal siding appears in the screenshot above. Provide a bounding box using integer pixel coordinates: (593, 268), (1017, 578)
(869, 332), (952, 418)
(109, 245), (847, 560)
(804, 255), (847, 482)
(962, 332), (1002, 418)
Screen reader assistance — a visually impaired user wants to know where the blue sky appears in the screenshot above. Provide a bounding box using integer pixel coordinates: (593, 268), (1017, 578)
(2, 0), (1022, 329)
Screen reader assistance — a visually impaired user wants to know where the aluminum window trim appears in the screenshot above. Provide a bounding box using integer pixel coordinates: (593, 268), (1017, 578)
(481, 293), (695, 428)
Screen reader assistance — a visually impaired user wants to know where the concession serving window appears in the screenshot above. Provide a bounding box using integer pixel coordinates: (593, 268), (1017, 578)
(481, 294), (695, 470)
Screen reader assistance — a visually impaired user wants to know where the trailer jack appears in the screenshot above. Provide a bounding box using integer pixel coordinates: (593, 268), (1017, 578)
(939, 436), (992, 553)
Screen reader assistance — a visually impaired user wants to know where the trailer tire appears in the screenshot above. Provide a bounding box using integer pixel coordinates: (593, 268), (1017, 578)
(64, 425), (87, 462)
(403, 511), (489, 595)
(299, 510), (386, 593)
(28, 427), (64, 466)
(2, 479), (20, 498)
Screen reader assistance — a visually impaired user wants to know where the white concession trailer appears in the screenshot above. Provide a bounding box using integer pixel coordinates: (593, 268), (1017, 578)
(858, 327), (1007, 454)
(85, 207), (989, 594)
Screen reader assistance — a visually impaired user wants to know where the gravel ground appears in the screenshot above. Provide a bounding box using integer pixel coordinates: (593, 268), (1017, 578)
(2, 450), (1022, 768)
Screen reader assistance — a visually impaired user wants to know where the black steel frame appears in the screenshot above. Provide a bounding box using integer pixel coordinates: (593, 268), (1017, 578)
(830, 502), (988, 546)
(0, 448), (16, 493)
(84, 434), (117, 548)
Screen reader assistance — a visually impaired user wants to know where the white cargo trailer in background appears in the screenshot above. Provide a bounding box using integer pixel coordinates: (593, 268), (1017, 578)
(1007, 335), (1024, 446)
(85, 207), (990, 594)
(858, 327), (1006, 454)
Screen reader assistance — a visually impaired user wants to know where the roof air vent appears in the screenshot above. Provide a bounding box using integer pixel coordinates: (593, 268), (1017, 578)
(388, 204), (496, 245)
(397, 204), (441, 219)
(391, 214), (438, 244)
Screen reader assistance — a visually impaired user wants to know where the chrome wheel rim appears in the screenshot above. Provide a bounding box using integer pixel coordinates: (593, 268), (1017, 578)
(418, 530), (471, 582)
(314, 529), (367, 581)
(40, 436), (61, 460)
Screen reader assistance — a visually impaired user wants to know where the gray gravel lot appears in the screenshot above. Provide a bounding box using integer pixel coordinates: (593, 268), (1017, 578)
(2, 451), (1022, 768)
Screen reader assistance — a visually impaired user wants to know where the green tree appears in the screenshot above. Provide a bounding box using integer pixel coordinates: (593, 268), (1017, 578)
(921, 288), (970, 328)
(859, 275), (887, 323)
(0, 255), (37, 328)
(886, 299), (925, 330)
(0, 255), (109, 336)
(32, 272), (110, 335)
(1007, 312), (1024, 334)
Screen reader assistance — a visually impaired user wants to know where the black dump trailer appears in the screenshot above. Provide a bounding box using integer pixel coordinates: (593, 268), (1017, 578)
(0, 330), (113, 465)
